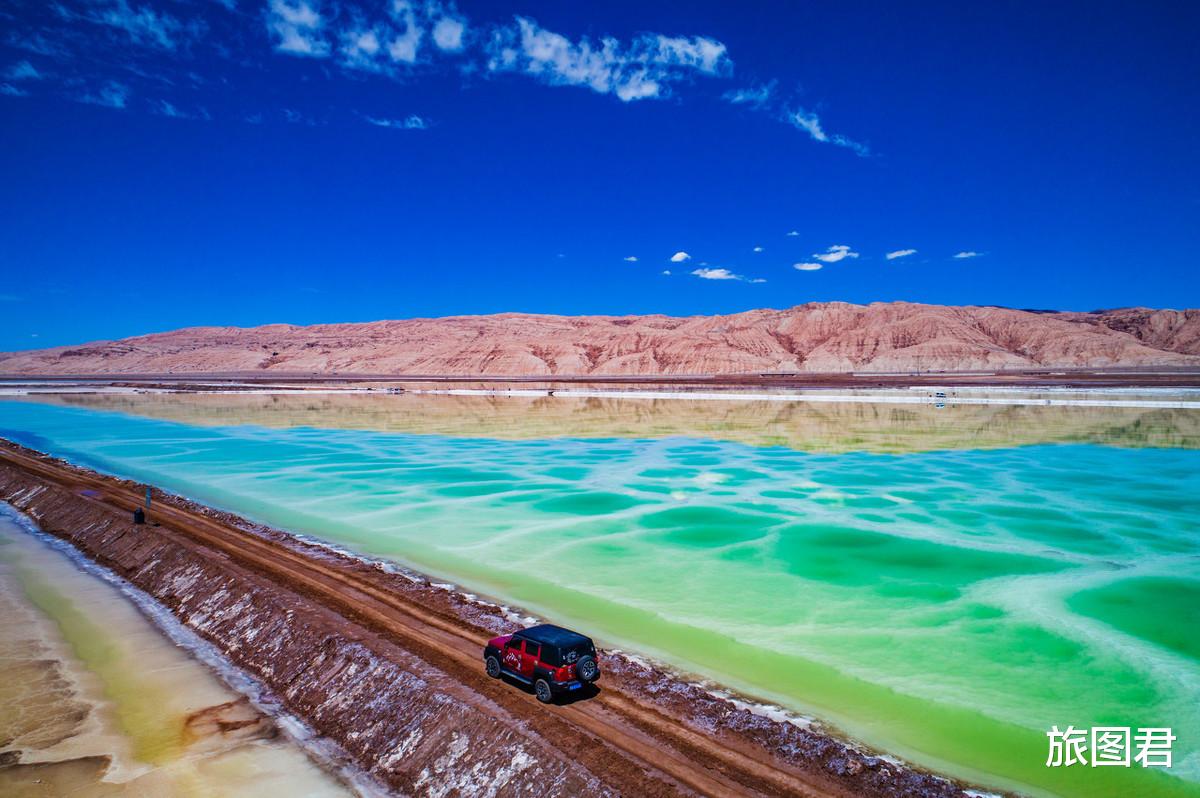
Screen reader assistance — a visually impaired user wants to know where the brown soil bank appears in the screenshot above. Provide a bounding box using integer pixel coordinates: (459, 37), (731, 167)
(0, 439), (983, 798)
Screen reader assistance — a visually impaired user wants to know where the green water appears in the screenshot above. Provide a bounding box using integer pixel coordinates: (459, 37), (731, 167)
(0, 396), (1197, 797)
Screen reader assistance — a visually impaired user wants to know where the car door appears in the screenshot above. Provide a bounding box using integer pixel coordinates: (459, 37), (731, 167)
(520, 640), (541, 679)
(502, 637), (524, 675)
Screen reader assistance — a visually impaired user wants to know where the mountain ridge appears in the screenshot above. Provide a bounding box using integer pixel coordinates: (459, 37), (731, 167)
(3, 302), (1198, 376)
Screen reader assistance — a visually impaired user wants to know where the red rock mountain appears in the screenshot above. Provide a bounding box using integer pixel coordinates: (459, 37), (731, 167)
(2, 302), (1198, 376)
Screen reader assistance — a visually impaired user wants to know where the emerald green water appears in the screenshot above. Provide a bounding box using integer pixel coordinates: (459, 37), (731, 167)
(1, 396), (1197, 797)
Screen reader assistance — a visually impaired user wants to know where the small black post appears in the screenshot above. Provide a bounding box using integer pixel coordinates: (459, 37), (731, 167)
(133, 507), (145, 525)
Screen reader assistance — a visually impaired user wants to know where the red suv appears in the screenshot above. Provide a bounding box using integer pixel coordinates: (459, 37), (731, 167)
(484, 624), (601, 703)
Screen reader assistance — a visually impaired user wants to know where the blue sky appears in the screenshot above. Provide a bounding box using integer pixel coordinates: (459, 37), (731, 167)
(1, 0), (1197, 350)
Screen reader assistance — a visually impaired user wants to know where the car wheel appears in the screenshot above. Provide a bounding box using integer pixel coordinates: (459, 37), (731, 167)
(534, 679), (553, 704)
(485, 655), (501, 678)
(577, 655), (599, 683)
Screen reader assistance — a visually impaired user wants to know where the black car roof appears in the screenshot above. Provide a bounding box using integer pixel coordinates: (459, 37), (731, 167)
(517, 624), (592, 648)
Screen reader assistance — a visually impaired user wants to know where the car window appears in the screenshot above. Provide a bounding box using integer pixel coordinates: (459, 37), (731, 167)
(523, 641), (541, 658)
(561, 642), (595, 663)
(506, 637), (522, 649)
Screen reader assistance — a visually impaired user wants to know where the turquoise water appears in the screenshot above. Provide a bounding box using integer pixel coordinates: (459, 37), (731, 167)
(1, 396), (1197, 797)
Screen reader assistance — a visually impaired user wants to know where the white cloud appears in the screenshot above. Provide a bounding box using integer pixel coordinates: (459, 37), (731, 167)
(752, 246), (764, 253)
(387, 2), (423, 64)
(342, 27), (385, 70)
(269, 0), (328, 56)
(5, 61), (41, 81)
(886, 249), (917, 260)
(786, 230), (799, 237)
(691, 267), (764, 283)
(652, 35), (727, 73)
(793, 262), (823, 271)
(432, 17), (466, 51)
(812, 244), (859, 263)
(265, 0), (475, 68)
(953, 251), (981, 259)
(623, 256), (638, 262)
(366, 114), (428, 129)
(662, 269), (671, 275)
(487, 18), (729, 103)
(78, 81), (129, 109)
(691, 267), (736, 280)
(788, 107), (869, 157)
(0, 83), (28, 97)
(669, 251), (691, 263)
(723, 81), (775, 108)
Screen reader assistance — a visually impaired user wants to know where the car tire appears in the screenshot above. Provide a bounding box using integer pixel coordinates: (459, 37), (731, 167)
(485, 655), (501, 678)
(534, 679), (553, 704)
(576, 655), (599, 683)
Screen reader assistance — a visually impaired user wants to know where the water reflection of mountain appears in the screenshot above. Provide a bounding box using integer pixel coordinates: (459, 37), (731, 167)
(19, 392), (1200, 452)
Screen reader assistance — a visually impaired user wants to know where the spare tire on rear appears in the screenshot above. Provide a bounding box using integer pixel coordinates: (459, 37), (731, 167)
(576, 654), (599, 683)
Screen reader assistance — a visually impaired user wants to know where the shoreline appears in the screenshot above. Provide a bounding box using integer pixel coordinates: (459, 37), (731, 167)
(3, 378), (1200, 409)
(0, 437), (985, 798)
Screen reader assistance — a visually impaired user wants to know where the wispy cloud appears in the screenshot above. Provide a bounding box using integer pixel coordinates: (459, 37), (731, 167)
(721, 73), (869, 157)
(6, 0), (869, 165)
(5, 61), (42, 81)
(365, 114), (428, 130)
(723, 80), (775, 108)
(788, 108), (869, 156)
(661, 269), (671, 275)
(669, 251), (691, 262)
(78, 81), (129, 109)
(487, 18), (730, 102)
(623, 255), (638, 262)
(283, 107), (316, 125)
(691, 267), (764, 283)
(269, 0), (328, 57)
(886, 249), (917, 260)
(752, 246), (764, 253)
(99, 0), (185, 50)
(51, 0), (193, 51)
(153, 99), (209, 120)
(793, 262), (823, 271)
(786, 230), (799, 237)
(812, 244), (859, 263)
(0, 83), (28, 97)
(953, 251), (981, 259)
(7, 33), (69, 58)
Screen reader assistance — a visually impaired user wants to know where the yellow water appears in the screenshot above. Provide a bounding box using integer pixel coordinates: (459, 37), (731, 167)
(0, 513), (352, 798)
